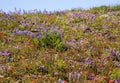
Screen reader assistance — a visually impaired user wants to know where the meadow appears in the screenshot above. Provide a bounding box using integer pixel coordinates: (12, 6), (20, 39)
(0, 5), (120, 83)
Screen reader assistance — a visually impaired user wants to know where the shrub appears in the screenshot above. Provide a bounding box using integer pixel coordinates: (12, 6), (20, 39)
(40, 32), (67, 51)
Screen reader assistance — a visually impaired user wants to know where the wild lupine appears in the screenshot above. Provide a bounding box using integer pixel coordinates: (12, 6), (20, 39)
(50, 25), (55, 33)
(69, 72), (73, 82)
(87, 75), (95, 80)
(0, 49), (10, 56)
(116, 53), (120, 61)
(77, 72), (81, 81)
(39, 66), (45, 69)
(13, 28), (19, 33)
(14, 28), (30, 35)
(0, 17), (4, 21)
(31, 74), (37, 78)
(28, 32), (35, 38)
(102, 25), (109, 29)
(107, 11), (120, 15)
(55, 28), (62, 37)
(16, 30), (25, 35)
(58, 78), (63, 83)
(14, 28), (43, 39)
(66, 39), (77, 48)
(73, 12), (83, 18)
(13, 46), (19, 49)
(72, 12), (96, 21)
(115, 78), (120, 83)
(36, 32), (42, 39)
(3, 49), (10, 56)
(84, 57), (93, 65)
(110, 48), (117, 56)
(110, 48), (120, 61)
(23, 30), (30, 34)
(0, 52), (3, 55)
(85, 61), (93, 65)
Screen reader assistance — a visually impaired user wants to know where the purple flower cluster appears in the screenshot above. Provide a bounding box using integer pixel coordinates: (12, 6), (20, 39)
(0, 49), (10, 56)
(72, 12), (96, 21)
(110, 48), (120, 57)
(49, 26), (62, 37)
(68, 72), (81, 82)
(84, 58), (93, 65)
(0, 17), (4, 21)
(14, 28), (42, 39)
(107, 11), (120, 15)
(110, 48), (120, 61)
(87, 75), (95, 80)
(115, 78), (120, 83)
(58, 78), (64, 83)
(14, 28), (30, 35)
(66, 39), (76, 48)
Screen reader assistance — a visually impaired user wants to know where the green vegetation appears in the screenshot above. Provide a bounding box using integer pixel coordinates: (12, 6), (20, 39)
(0, 5), (120, 83)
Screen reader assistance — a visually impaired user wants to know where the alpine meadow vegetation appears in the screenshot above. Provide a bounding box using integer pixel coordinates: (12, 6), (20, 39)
(0, 5), (120, 83)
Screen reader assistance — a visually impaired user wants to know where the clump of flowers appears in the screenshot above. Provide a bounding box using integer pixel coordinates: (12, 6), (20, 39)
(0, 49), (10, 56)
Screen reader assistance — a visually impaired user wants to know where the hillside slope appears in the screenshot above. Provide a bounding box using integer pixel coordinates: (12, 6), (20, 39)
(0, 5), (120, 83)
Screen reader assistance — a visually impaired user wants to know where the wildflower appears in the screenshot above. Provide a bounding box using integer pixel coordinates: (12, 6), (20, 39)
(4, 49), (9, 53)
(58, 78), (63, 83)
(116, 63), (120, 68)
(3, 49), (10, 56)
(115, 78), (120, 83)
(39, 66), (45, 69)
(23, 30), (29, 34)
(32, 74), (37, 78)
(0, 52), (3, 55)
(110, 48), (117, 56)
(69, 72), (73, 81)
(87, 74), (95, 80)
(87, 75), (95, 80)
(16, 30), (25, 35)
(36, 32), (42, 39)
(77, 72), (81, 81)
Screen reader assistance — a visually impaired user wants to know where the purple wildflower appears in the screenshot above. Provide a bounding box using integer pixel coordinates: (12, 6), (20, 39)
(77, 72), (81, 81)
(36, 32), (42, 39)
(115, 78), (120, 83)
(16, 31), (25, 35)
(110, 48), (117, 56)
(0, 52), (3, 55)
(69, 72), (73, 81)
(58, 78), (63, 83)
(39, 66), (45, 69)
(13, 28), (19, 33)
(23, 30), (29, 34)
(3, 49), (10, 56)
(87, 75), (95, 80)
